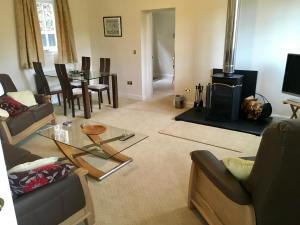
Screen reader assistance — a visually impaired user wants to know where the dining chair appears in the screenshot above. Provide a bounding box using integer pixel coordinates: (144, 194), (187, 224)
(81, 56), (91, 72)
(55, 64), (93, 117)
(93, 58), (111, 106)
(80, 57), (111, 109)
(33, 62), (62, 105)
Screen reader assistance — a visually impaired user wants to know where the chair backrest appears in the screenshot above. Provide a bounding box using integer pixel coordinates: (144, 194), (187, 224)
(244, 119), (300, 225)
(81, 56), (91, 72)
(99, 58), (110, 85)
(0, 74), (17, 94)
(33, 62), (51, 95)
(55, 64), (72, 99)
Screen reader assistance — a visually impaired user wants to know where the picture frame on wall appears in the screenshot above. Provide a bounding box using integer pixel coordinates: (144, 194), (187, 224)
(103, 16), (122, 37)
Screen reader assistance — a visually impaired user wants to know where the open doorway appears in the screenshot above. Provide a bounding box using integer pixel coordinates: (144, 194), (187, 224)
(141, 8), (175, 100)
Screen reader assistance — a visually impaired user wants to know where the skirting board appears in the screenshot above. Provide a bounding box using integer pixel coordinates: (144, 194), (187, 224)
(119, 92), (143, 100)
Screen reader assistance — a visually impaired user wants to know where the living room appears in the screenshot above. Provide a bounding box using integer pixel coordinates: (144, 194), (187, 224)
(0, 0), (300, 225)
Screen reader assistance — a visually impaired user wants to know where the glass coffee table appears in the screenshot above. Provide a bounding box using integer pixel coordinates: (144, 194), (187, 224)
(37, 120), (148, 181)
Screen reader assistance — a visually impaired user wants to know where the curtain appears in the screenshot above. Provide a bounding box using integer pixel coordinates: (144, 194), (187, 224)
(54, 0), (77, 64)
(15, 0), (44, 69)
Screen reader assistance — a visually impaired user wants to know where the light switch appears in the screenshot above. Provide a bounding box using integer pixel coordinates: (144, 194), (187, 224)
(133, 50), (136, 54)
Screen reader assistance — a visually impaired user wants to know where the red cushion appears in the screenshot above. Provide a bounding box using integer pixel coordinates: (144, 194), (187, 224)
(8, 163), (74, 198)
(0, 95), (28, 116)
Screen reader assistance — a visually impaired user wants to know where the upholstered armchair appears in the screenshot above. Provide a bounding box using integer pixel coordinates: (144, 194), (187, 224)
(188, 119), (300, 225)
(0, 74), (56, 144)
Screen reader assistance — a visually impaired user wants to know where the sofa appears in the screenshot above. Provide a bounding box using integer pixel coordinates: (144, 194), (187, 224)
(0, 74), (56, 145)
(188, 119), (300, 225)
(2, 142), (95, 225)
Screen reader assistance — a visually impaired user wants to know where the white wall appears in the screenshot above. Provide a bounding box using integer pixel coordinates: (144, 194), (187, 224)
(236, 0), (300, 116)
(0, 0), (92, 92)
(152, 9), (175, 79)
(87, 0), (226, 101)
(87, 0), (300, 116)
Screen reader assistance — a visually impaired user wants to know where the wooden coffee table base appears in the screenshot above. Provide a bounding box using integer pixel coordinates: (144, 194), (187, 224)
(54, 140), (132, 181)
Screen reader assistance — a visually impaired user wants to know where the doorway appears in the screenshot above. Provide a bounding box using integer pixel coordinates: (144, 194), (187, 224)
(141, 8), (175, 100)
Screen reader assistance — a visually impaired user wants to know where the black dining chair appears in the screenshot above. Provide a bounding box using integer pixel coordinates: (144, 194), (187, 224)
(80, 57), (111, 109)
(99, 58), (111, 104)
(55, 64), (93, 117)
(33, 62), (62, 105)
(81, 56), (91, 72)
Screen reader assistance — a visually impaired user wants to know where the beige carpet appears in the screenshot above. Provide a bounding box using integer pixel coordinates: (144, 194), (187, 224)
(159, 121), (261, 154)
(20, 91), (260, 225)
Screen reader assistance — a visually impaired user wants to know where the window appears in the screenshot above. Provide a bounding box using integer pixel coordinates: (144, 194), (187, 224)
(37, 0), (57, 52)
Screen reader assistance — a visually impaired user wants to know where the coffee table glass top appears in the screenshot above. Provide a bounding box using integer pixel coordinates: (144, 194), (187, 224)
(37, 120), (148, 160)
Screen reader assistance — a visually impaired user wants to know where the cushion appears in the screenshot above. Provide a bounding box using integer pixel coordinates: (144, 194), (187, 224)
(7, 90), (37, 107)
(2, 143), (41, 170)
(0, 95), (29, 116)
(29, 102), (54, 121)
(9, 163), (74, 198)
(8, 157), (59, 174)
(223, 157), (254, 181)
(0, 108), (9, 118)
(6, 111), (35, 136)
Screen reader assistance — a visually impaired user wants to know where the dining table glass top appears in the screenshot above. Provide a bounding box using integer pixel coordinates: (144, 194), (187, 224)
(44, 70), (111, 81)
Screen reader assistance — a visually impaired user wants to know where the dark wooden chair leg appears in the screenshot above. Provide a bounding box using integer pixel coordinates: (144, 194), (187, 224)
(100, 92), (103, 103)
(89, 93), (93, 112)
(57, 93), (61, 105)
(107, 89), (111, 104)
(63, 98), (67, 116)
(77, 97), (81, 110)
(97, 91), (101, 109)
(71, 98), (75, 117)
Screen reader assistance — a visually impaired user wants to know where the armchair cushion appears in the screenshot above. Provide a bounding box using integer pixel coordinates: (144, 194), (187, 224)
(191, 150), (251, 205)
(7, 90), (37, 107)
(2, 142), (40, 170)
(0, 95), (29, 116)
(9, 163), (74, 198)
(223, 157), (254, 181)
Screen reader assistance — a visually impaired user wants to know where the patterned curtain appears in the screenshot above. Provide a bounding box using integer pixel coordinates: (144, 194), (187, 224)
(15, 0), (44, 69)
(54, 0), (77, 63)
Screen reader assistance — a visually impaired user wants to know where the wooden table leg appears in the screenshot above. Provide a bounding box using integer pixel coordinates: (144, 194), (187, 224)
(84, 133), (132, 163)
(54, 141), (105, 179)
(81, 80), (91, 119)
(290, 105), (299, 119)
(111, 74), (118, 108)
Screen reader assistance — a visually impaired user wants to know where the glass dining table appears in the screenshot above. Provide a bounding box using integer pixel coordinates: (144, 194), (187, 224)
(42, 70), (118, 119)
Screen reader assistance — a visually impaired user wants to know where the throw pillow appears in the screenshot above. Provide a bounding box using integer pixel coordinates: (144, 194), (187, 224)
(7, 90), (37, 107)
(0, 95), (28, 116)
(8, 157), (59, 174)
(8, 163), (74, 198)
(222, 157), (254, 181)
(0, 108), (9, 118)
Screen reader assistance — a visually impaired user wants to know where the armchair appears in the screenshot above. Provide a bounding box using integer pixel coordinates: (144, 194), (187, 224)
(2, 142), (95, 225)
(0, 74), (56, 145)
(188, 119), (300, 225)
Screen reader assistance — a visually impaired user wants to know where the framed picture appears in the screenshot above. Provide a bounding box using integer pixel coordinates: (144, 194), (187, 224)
(103, 16), (122, 37)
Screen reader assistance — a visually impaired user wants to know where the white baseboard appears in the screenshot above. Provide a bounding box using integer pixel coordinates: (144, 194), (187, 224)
(119, 92), (143, 100)
(154, 73), (174, 79)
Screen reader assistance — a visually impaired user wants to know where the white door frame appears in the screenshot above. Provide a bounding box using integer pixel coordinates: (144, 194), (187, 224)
(141, 11), (153, 100)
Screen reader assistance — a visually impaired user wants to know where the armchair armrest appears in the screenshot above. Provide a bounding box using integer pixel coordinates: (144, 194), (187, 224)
(191, 150), (251, 205)
(34, 94), (51, 105)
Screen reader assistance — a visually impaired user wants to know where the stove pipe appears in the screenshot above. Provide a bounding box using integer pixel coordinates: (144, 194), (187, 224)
(223, 0), (241, 75)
